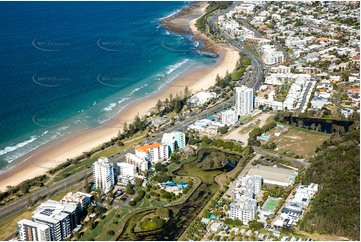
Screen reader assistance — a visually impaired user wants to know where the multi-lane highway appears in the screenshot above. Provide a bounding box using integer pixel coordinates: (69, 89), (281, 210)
(208, 5), (264, 92)
(0, 170), (92, 221)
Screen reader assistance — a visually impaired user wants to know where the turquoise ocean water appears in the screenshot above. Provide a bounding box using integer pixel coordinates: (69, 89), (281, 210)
(0, 2), (215, 170)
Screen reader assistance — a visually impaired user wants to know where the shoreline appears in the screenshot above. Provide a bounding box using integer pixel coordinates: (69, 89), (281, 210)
(0, 2), (239, 191)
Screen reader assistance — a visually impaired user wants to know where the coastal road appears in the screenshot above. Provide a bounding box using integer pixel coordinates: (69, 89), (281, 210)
(0, 96), (236, 222)
(0, 170), (92, 221)
(208, 5), (264, 92)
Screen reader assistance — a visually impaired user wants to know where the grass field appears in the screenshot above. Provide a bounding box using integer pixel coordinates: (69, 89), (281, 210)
(0, 208), (34, 240)
(272, 125), (330, 157)
(261, 197), (280, 212)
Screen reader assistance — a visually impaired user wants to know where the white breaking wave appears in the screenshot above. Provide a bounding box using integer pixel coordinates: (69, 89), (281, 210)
(0, 136), (37, 156)
(165, 59), (189, 75)
(41, 131), (49, 136)
(58, 126), (70, 131)
(128, 83), (149, 96)
(159, 8), (182, 21)
(102, 102), (117, 112)
(117, 97), (129, 104)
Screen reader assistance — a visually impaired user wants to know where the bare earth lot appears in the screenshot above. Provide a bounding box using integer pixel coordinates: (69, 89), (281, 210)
(272, 126), (330, 157)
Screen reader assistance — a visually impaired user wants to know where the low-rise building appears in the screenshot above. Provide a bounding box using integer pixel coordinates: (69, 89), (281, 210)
(188, 91), (216, 107)
(248, 165), (298, 187)
(261, 45), (284, 65)
(236, 3), (255, 15)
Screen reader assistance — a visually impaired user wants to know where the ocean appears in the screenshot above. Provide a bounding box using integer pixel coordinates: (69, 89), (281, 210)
(0, 1), (214, 170)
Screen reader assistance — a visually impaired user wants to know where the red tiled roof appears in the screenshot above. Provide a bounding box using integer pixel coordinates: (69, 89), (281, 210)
(347, 88), (360, 93)
(135, 142), (161, 153)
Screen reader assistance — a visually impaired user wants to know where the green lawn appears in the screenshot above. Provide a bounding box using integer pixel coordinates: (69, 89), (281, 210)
(78, 209), (116, 241)
(0, 208), (34, 240)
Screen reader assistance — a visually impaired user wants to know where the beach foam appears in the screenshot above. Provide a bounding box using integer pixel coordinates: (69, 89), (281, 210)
(0, 136), (38, 156)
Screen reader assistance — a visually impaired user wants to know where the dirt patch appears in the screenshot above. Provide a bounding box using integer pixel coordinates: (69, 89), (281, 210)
(272, 127), (330, 157)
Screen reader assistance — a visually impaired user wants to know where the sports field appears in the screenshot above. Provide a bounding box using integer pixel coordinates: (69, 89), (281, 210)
(262, 196), (280, 212)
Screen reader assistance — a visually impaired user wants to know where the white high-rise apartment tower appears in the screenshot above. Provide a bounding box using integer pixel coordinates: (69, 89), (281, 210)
(235, 85), (254, 116)
(93, 157), (115, 194)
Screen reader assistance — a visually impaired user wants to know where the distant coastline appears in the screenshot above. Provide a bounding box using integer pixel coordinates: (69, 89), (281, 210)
(0, 2), (239, 190)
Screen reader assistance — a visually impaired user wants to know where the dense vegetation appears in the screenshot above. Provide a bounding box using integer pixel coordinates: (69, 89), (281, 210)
(247, 121), (277, 146)
(231, 55), (252, 81)
(299, 129), (360, 240)
(196, 148), (240, 171)
(155, 87), (191, 116)
(195, 1), (233, 33)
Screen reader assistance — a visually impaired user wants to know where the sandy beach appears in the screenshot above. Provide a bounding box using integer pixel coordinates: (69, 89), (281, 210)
(0, 3), (239, 191)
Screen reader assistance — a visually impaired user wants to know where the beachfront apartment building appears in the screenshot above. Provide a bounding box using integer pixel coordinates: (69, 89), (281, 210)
(135, 142), (169, 164)
(235, 86), (254, 116)
(124, 153), (148, 172)
(93, 157), (115, 194)
(61, 192), (92, 213)
(116, 162), (136, 185)
(17, 219), (51, 241)
(31, 201), (78, 241)
(161, 131), (186, 153)
(220, 109), (238, 126)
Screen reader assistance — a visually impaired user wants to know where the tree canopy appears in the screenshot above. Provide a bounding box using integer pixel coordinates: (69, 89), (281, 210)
(299, 130), (360, 240)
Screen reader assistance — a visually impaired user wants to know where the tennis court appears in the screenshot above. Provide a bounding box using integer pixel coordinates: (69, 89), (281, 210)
(262, 197), (280, 212)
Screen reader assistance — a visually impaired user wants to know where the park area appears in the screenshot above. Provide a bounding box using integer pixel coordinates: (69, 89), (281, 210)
(270, 125), (330, 157)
